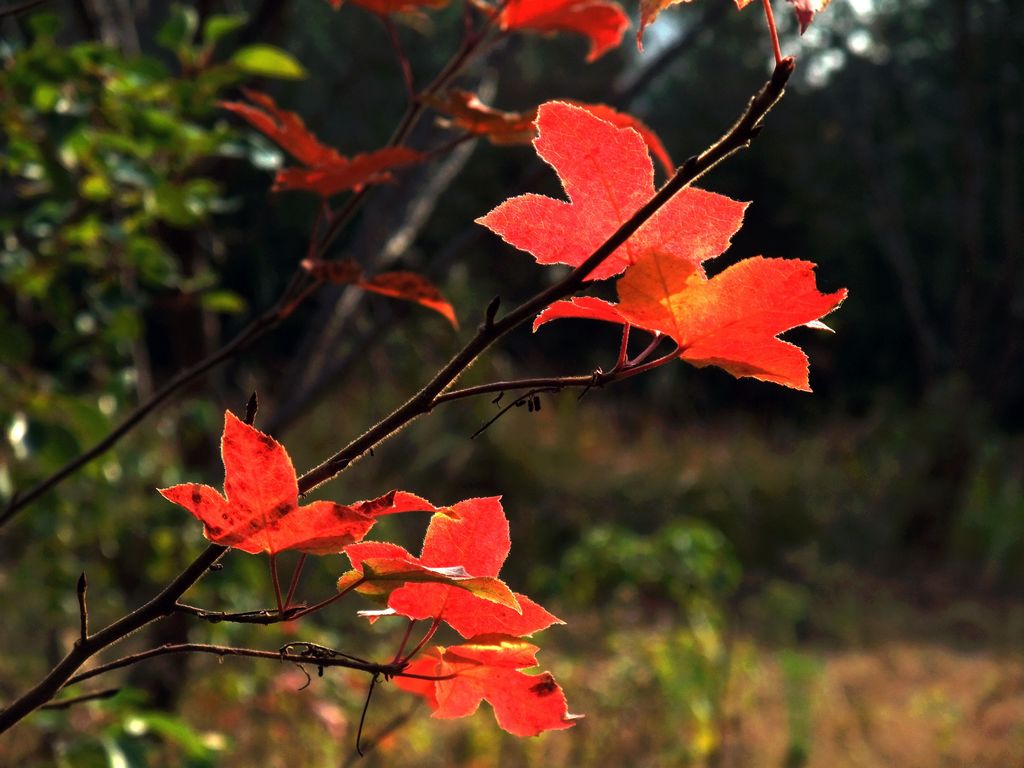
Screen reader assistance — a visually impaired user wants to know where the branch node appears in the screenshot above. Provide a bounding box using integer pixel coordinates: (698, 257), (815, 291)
(77, 572), (89, 644)
(483, 295), (501, 329)
(245, 392), (259, 426)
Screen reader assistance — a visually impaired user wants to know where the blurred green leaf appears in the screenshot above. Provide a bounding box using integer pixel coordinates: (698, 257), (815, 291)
(202, 13), (249, 47)
(229, 45), (307, 80)
(27, 12), (60, 40)
(156, 4), (199, 57)
(200, 290), (247, 314)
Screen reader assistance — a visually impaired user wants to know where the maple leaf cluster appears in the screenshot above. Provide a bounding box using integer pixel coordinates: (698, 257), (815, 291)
(479, 102), (846, 391)
(161, 413), (576, 736)
(173, 0), (844, 744)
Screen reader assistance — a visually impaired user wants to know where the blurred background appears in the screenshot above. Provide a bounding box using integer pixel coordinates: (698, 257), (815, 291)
(2, 0), (1024, 764)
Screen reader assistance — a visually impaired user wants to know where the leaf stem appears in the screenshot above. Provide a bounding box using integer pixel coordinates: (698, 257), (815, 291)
(269, 554), (285, 614)
(401, 616), (442, 664)
(284, 553), (308, 609)
(761, 0), (784, 65)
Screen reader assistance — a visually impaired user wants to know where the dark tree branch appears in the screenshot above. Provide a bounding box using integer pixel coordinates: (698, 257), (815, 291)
(0, 544), (227, 732)
(0, 59), (793, 735)
(0, 0), (47, 18)
(61, 643), (453, 690)
(76, 573), (89, 644)
(174, 603), (304, 625)
(296, 58), (796, 497)
(40, 688), (119, 711)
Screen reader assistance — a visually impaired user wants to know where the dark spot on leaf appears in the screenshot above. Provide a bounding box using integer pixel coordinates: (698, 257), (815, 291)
(259, 434), (276, 450)
(529, 676), (558, 697)
(192, 489), (202, 505)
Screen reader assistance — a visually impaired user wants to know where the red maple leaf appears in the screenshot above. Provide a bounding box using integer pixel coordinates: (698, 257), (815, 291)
(394, 636), (581, 736)
(568, 102), (674, 177)
(535, 255), (847, 390)
(159, 412), (434, 554)
(221, 90), (422, 197)
(495, 0), (631, 62)
(343, 497), (561, 638)
(477, 101), (746, 281)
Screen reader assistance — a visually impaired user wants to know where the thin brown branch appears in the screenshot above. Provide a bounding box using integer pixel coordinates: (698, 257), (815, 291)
(296, 58), (795, 496)
(356, 673), (381, 757)
(40, 688), (120, 711)
(436, 346), (681, 423)
(0, 0), (47, 18)
(341, 707), (416, 766)
(0, 544), (227, 732)
(383, 16), (415, 102)
(61, 643), (453, 690)
(174, 603), (304, 625)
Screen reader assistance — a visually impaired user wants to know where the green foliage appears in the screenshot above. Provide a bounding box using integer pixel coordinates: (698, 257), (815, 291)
(0, 9), (259, 498)
(554, 519), (740, 611)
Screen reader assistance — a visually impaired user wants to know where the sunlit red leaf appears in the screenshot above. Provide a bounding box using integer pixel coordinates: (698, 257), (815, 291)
(617, 253), (847, 390)
(568, 102), (674, 176)
(359, 271), (459, 329)
(496, 0), (631, 62)
(532, 295), (627, 331)
(344, 497), (561, 638)
(477, 101), (745, 281)
(395, 637), (581, 736)
(158, 413), (434, 554)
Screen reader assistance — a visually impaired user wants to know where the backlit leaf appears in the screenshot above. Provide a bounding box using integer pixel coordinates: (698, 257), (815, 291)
(395, 637), (581, 736)
(158, 412), (434, 554)
(495, 0), (630, 62)
(477, 101), (745, 281)
(345, 498), (561, 638)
